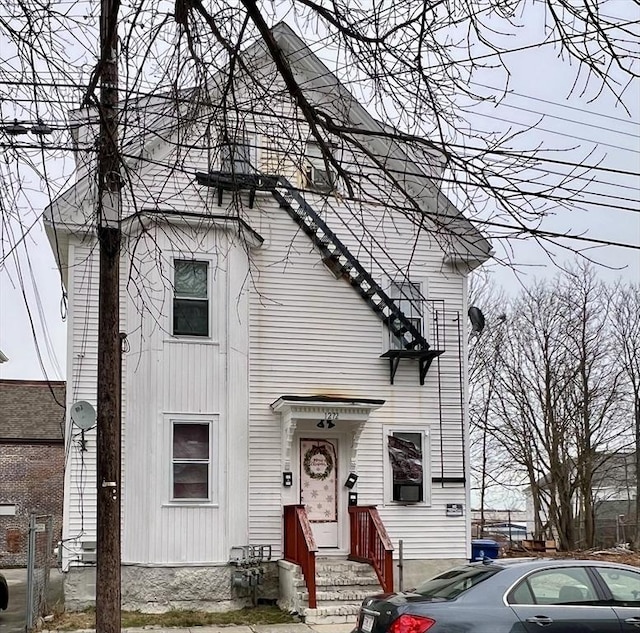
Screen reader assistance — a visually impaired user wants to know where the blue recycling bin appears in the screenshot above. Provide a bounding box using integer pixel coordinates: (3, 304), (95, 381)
(471, 539), (500, 561)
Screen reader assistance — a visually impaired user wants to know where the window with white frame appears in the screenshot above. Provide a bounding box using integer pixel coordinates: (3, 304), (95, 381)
(304, 141), (335, 193)
(219, 133), (255, 175)
(171, 421), (212, 501)
(386, 428), (430, 504)
(388, 281), (424, 349)
(173, 259), (209, 337)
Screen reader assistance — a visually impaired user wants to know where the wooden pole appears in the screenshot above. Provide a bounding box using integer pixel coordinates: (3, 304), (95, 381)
(96, 0), (121, 628)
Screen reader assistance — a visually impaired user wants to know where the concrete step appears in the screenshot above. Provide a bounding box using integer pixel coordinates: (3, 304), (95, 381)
(314, 559), (376, 572)
(279, 557), (383, 624)
(302, 603), (363, 624)
(298, 588), (381, 603)
(293, 574), (381, 588)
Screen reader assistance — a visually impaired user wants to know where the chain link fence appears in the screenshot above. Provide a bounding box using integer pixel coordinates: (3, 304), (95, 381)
(591, 515), (639, 549)
(26, 514), (54, 631)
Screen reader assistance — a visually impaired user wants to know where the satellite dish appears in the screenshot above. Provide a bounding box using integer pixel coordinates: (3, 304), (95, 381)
(468, 306), (486, 333)
(71, 400), (96, 431)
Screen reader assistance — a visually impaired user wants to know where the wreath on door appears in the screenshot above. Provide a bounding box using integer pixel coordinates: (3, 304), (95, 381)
(303, 444), (334, 481)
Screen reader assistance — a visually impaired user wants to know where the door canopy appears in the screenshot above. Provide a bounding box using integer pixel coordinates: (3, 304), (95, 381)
(271, 395), (385, 472)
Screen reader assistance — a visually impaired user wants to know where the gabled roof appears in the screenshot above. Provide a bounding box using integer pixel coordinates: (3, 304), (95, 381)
(0, 379), (65, 441)
(270, 23), (492, 266)
(45, 22), (491, 269)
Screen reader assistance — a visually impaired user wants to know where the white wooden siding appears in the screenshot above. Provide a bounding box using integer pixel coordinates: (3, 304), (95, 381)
(120, 225), (250, 564)
(61, 72), (478, 566)
(247, 191), (469, 560)
(61, 240), (99, 568)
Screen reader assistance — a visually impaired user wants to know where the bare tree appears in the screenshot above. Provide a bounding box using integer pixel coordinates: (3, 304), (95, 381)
(558, 264), (626, 548)
(1, 0), (639, 282)
(609, 282), (640, 549)
(470, 264), (629, 550)
(491, 281), (580, 549)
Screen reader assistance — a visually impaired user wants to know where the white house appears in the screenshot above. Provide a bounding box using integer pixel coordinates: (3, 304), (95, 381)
(525, 452), (637, 548)
(45, 22), (491, 621)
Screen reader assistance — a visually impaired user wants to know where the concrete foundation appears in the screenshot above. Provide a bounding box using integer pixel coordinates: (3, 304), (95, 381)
(395, 558), (466, 591)
(62, 558), (463, 613)
(63, 562), (280, 613)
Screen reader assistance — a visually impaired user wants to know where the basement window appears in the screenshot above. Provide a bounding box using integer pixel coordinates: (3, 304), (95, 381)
(173, 259), (209, 337)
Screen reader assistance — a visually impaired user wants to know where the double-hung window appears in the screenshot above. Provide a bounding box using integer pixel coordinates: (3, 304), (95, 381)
(304, 141), (335, 193)
(219, 133), (255, 175)
(387, 429), (430, 504)
(171, 422), (211, 501)
(173, 259), (209, 337)
(388, 281), (423, 349)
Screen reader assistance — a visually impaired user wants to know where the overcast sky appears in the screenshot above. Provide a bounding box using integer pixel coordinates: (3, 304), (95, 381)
(1, 8), (638, 382)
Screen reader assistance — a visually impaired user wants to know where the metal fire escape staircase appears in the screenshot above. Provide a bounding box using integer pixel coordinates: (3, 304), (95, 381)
(269, 177), (443, 385)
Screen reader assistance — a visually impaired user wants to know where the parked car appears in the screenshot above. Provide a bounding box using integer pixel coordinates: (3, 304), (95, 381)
(0, 572), (8, 610)
(353, 558), (640, 633)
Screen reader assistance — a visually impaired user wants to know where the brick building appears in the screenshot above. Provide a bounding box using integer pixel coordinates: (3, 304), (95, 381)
(0, 380), (65, 566)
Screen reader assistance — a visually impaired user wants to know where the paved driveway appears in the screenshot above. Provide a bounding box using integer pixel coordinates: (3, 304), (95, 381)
(0, 568), (64, 633)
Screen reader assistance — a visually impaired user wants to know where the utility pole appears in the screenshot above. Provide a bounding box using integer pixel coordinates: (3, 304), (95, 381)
(96, 0), (121, 628)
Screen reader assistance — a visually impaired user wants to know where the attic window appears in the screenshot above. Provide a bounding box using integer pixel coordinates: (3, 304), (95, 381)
(219, 133), (255, 175)
(304, 141), (335, 193)
(304, 164), (334, 193)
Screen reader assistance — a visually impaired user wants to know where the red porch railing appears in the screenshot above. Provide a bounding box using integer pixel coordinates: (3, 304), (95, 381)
(349, 506), (394, 592)
(283, 504), (318, 608)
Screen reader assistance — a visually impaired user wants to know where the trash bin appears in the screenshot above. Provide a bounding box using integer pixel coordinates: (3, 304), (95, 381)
(471, 539), (500, 561)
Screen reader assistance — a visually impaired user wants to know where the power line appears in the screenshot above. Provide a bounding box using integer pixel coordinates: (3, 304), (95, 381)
(468, 81), (640, 127)
(4, 98), (637, 179)
(465, 109), (639, 153)
(4, 117), (637, 210)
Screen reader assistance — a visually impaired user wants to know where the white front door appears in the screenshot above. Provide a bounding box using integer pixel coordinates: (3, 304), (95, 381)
(300, 438), (339, 548)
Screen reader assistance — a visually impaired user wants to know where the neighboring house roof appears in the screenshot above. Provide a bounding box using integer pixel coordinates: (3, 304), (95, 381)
(44, 22), (491, 271)
(531, 451), (637, 491)
(0, 380), (65, 441)
(591, 452), (635, 487)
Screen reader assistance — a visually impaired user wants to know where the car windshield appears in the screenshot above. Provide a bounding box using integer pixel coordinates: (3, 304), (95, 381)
(413, 566), (501, 600)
